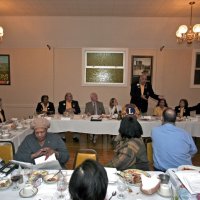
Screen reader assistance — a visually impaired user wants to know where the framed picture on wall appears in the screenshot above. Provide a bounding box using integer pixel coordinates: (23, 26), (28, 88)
(190, 49), (200, 88)
(131, 55), (153, 84)
(0, 55), (10, 85)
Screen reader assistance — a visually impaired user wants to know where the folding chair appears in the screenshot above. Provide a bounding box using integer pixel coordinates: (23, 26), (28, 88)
(0, 141), (15, 163)
(73, 149), (97, 169)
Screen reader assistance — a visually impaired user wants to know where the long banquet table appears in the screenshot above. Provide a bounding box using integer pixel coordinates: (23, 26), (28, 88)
(48, 116), (200, 137)
(0, 170), (171, 200)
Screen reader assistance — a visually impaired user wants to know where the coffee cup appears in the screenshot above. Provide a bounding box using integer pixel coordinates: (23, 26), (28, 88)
(22, 184), (34, 196)
(159, 184), (171, 197)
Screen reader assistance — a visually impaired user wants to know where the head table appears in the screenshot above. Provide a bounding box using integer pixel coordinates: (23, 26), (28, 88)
(0, 170), (172, 200)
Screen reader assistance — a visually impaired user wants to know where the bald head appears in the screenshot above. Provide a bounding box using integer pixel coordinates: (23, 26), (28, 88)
(162, 108), (176, 124)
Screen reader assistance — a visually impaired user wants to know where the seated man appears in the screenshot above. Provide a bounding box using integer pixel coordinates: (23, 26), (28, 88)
(189, 102), (200, 115)
(69, 159), (108, 200)
(151, 108), (197, 172)
(85, 92), (105, 143)
(36, 95), (55, 115)
(14, 118), (69, 168)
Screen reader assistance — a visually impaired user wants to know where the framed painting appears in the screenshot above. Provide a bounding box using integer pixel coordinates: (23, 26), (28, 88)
(0, 55), (10, 85)
(131, 55), (153, 84)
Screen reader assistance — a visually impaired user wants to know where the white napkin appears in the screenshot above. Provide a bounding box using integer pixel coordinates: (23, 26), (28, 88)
(141, 174), (160, 190)
(105, 168), (117, 183)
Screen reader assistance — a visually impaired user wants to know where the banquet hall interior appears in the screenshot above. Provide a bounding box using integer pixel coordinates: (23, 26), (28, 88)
(0, 0), (200, 169)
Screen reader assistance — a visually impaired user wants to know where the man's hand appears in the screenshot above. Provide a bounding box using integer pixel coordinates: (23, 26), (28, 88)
(141, 95), (148, 101)
(158, 95), (164, 99)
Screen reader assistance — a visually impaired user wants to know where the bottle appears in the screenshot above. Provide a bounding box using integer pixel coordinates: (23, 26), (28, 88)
(117, 111), (122, 120)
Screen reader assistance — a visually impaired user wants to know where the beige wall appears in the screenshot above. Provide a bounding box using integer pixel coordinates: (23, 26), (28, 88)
(0, 16), (199, 118)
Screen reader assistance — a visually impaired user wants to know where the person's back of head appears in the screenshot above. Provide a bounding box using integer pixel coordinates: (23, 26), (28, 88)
(119, 116), (143, 138)
(162, 108), (176, 124)
(69, 159), (108, 200)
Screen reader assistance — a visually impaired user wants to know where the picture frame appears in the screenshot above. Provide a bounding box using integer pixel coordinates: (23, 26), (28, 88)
(131, 55), (153, 84)
(0, 54), (10, 85)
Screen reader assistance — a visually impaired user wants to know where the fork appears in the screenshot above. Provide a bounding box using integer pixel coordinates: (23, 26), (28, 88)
(109, 191), (117, 200)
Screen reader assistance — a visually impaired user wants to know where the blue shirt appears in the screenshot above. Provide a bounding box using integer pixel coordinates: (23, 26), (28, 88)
(151, 123), (197, 171)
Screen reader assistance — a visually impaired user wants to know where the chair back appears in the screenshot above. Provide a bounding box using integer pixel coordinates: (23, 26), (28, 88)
(73, 149), (97, 169)
(147, 141), (153, 164)
(0, 141), (15, 163)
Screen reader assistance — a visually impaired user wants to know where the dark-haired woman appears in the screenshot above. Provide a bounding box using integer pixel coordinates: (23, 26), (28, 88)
(106, 116), (149, 171)
(36, 95), (55, 115)
(175, 99), (190, 117)
(153, 98), (168, 117)
(69, 159), (108, 200)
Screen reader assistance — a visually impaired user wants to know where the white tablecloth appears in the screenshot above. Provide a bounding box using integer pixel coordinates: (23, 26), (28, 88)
(48, 116), (200, 137)
(0, 170), (169, 200)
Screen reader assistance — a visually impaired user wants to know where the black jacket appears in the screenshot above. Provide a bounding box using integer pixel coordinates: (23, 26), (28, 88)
(58, 100), (80, 114)
(36, 102), (55, 115)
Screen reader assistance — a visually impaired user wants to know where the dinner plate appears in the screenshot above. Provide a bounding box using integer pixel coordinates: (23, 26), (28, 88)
(43, 174), (59, 184)
(32, 170), (48, 177)
(19, 187), (38, 198)
(177, 165), (200, 171)
(121, 169), (150, 186)
(0, 178), (12, 190)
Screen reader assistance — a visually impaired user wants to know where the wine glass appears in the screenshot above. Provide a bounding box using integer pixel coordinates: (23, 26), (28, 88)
(57, 176), (67, 199)
(117, 178), (127, 199)
(11, 170), (20, 191)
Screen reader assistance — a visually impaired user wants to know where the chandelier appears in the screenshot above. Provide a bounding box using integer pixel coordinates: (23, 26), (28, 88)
(0, 26), (3, 41)
(176, 2), (200, 44)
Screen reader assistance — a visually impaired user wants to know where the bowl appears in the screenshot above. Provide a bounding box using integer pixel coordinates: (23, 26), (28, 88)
(158, 174), (170, 184)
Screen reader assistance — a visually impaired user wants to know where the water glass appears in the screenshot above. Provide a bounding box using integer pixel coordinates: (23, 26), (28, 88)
(117, 178), (127, 199)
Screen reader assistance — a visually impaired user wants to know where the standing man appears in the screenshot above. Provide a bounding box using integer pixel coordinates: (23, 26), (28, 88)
(58, 92), (81, 142)
(85, 92), (105, 143)
(152, 108), (197, 172)
(130, 73), (162, 115)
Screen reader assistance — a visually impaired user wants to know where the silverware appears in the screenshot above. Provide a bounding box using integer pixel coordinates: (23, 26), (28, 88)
(109, 191), (116, 200)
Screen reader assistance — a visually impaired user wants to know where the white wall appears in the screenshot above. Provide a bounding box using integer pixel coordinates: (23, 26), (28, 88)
(0, 16), (199, 118)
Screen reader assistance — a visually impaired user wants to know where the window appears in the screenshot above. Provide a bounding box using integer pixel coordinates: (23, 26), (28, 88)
(190, 49), (200, 88)
(82, 48), (128, 86)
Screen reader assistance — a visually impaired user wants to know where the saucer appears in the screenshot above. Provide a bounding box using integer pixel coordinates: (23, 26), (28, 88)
(19, 187), (38, 198)
(157, 188), (172, 198)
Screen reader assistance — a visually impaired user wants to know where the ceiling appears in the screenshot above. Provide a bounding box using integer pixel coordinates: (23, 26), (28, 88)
(0, 0), (200, 17)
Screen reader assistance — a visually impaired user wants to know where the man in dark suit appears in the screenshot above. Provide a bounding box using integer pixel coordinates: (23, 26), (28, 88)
(189, 103), (200, 115)
(130, 74), (162, 114)
(0, 98), (6, 123)
(58, 92), (81, 142)
(85, 92), (105, 143)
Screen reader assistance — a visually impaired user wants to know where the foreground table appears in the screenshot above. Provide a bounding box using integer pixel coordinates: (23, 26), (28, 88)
(0, 170), (170, 200)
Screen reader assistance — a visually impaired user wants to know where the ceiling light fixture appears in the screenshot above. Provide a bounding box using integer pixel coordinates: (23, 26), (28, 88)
(0, 26), (3, 41)
(176, 1), (200, 44)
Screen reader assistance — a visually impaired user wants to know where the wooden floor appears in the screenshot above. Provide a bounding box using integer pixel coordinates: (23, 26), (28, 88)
(64, 132), (200, 170)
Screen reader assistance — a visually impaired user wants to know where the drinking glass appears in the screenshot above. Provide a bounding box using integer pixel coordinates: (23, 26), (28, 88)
(11, 170), (20, 190)
(117, 178), (127, 199)
(57, 176), (67, 199)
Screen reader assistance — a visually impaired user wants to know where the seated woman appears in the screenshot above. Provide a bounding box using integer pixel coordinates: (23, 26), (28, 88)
(153, 98), (168, 117)
(36, 95), (55, 115)
(121, 103), (140, 118)
(14, 118), (69, 168)
(69, 159), (108, 200)
(108, 98), (122, 116)
(106, 116), (149, 171)
(0, 98), (6, 123)
(175, 99), (190, 117)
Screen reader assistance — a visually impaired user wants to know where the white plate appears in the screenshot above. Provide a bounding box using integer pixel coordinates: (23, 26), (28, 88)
(43, 174), (59, 184)
(19, 187), (38, 198)
(0, 178), (12, 190)
(177, 165), (200, 171)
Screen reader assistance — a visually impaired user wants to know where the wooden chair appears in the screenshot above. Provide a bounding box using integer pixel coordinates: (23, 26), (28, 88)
(0, 141), (15, 163)
(143, 137), (153, 166)
(73, 149), (97, 169)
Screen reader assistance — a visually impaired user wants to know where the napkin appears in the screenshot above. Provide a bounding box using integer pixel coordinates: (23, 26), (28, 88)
(105, 168), (117, 183)
(141, 174), (160, 190)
